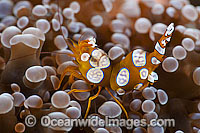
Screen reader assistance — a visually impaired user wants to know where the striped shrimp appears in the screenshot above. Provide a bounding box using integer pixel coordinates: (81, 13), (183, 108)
(56, 23), (175, 119)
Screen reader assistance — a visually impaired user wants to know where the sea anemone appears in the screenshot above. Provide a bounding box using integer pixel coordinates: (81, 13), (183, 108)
(0, 0), (199, 133)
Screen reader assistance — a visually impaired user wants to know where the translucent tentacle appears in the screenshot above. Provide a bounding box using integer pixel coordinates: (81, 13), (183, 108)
(105, 87), (129, 119)
(62, 71), (84, 90)
(55, 66), (79, 90)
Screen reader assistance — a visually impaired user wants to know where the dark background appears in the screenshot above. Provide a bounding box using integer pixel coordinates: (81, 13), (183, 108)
(190, 0), (200, 6)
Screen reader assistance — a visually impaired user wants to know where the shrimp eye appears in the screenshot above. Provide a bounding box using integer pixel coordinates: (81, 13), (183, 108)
(81, 53), (90, 61)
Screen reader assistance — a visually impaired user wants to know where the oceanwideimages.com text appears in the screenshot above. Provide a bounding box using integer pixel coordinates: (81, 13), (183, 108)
(25, 115), (175, 129)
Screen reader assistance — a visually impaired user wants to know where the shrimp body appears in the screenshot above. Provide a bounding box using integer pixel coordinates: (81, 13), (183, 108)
(60, 23), (174, 119)
(110, 23), (175, 93)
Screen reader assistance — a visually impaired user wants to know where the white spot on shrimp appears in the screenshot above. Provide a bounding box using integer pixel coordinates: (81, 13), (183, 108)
(116, 88), (125, 95)
(148, 74), (154, 83)
(116, 68), (130, 86)
(139, 68), (149, 80)
(86, 68), (104, 83)
(99, 55), (110, 68)
(89, 49), (110, 69)
(165, 23), (174, 37)
(134, 83), (143, 90)
(155, 42), (165, 55)
(132, 49), (146, 67)
(81, 53), (90, 61)
(151, 57), (161, 65)
(91, 49), (103, 60)
(150, 71), (158, 81)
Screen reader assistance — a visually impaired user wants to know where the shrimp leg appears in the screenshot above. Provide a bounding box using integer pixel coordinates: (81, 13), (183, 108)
(84, 86), (102, 119)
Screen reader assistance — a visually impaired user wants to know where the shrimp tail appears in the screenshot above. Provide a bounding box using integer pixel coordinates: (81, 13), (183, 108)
(152, 23), (175, 62)
(147, 23), (174, 84)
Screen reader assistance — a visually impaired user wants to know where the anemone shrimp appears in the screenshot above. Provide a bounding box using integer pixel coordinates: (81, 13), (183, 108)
(55, 23), (175, 119)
